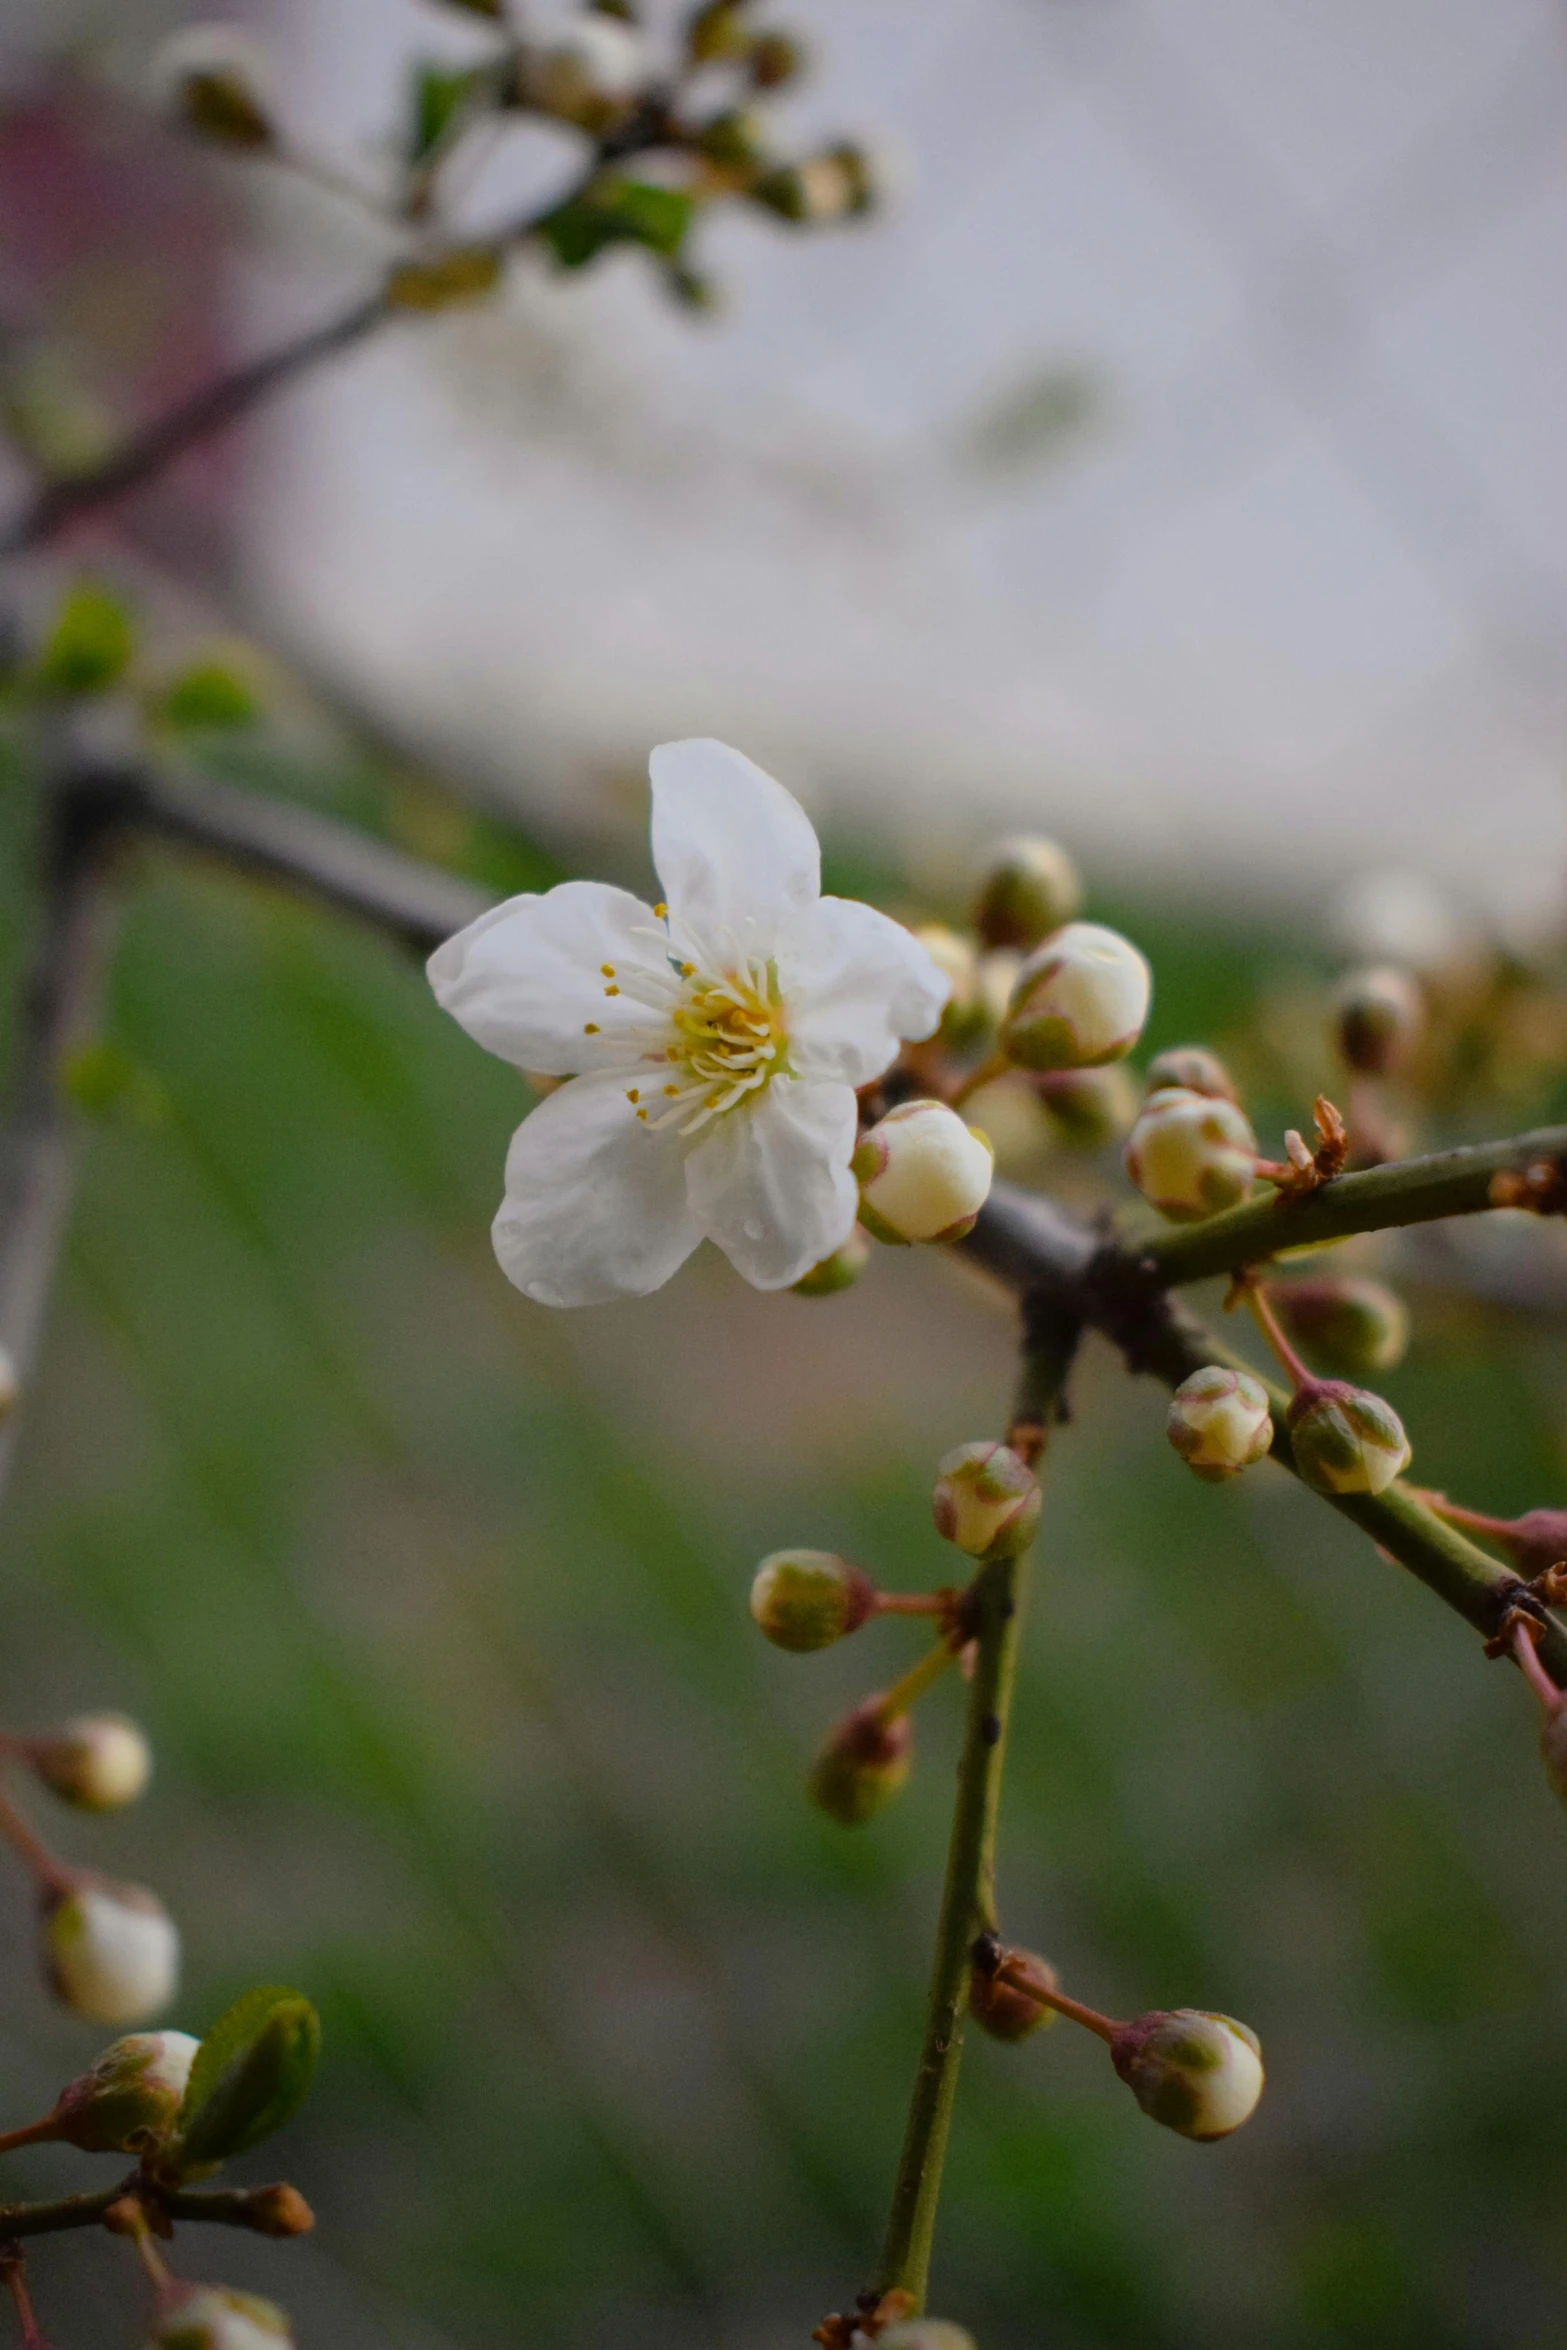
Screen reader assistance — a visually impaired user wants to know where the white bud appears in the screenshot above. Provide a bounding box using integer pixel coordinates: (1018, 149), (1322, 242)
(1124, 1087), (1257, 1221)
(1286, 1380), (1411, 1497)
(1111, 2009), (1264, 2141)
(31, 1714), (151, 1810)
(44, 1882), (180, 2026)
(54, 2029), (199, 2153)
(853, 1101), (993, 1245)
(1166, 1367), (1273, 1483)
(525, 16), (644, 117)
(1002, 923), (1151, 1071)
(932, 1440), (1040, 1559)
(149, 2284), (293, 2350)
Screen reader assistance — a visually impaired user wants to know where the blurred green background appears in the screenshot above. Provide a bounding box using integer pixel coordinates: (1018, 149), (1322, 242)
(3, 748), (1567, 2350)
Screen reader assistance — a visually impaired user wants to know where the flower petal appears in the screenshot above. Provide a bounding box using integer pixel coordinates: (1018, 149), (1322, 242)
(684, 1077), (857, 1290)
(784, 898), (950, 1086)
(650, 739), (821, 945)
(492, 1070), (701, 1306)
(428, 882), (677, 1076)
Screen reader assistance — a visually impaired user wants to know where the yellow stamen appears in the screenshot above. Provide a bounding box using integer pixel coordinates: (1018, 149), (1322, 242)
(653, 901), (668, 918)
(601, 964), (616, 977)
(584, 1022), (600, 1035)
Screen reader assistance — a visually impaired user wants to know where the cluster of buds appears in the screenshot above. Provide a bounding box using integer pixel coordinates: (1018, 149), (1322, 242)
(1230, 1280), (1413, 1499)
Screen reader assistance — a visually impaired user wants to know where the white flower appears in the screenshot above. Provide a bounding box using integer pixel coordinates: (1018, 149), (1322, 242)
(429, 740), (949, 1305)
(44, 1882), (180, 2025)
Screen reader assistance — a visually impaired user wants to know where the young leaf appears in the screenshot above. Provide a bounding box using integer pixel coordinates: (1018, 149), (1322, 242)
(173, 1986), (320, 2175)
(539, 178), (693, 270)
(409, 61), (478, 164)
(155, 660), (260, 733)
(34, 584), (134, 696)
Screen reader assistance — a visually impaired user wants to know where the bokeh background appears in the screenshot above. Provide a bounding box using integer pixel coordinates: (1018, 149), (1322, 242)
(5, 4), (1567, 2346)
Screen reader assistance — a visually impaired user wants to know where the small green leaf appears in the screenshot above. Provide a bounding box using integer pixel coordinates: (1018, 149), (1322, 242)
(409, 61), (477, 164)
(539, 178), (693, 270)
(34, 585), (134, 696)
(173, 1986), (320, 2175)
(155, 661), (260, 733)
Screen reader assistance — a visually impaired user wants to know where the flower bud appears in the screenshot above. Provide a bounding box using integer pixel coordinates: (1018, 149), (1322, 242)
(696, 109), (769, 173)
(30, 1714), (151, 1810)
(44, 1882), (180, 2026)
(972, 834), (1083, 952)
(1271, 1277), (1409, 1377)
(878, 2326), (977, 2350)
(969, 1947), (1059, 2043)
(1166, 1367), (1273, 1484)
(932, 1441), (1040, 1560)
(686, 0), (748, 62)
(522, 18), (643, 123)
(1124, 1087), (1257, 1221)
(1286, 1380), (1411, 1497)
(1035, 1065), (1138, 1149)
(912, 925), (988, 1052)
(748, 31), (805, 88)
(153, 28), (275, 150)
(793, 1225), (871, 1296)
(1540, 1707), (1567, 1810)
(752, 145), (875, 224)
(750, 1551), (875, 1652)
(853, 1102), (994, 1245)
(233, 2184), (314, 2239)
(0, 1344), (17, 1423)
(149, 2283), (293, 2350)
(1002, 923), (1151, 1072)
(808, 1704), (911, 1826)
(1143, 1044), (1237, 1103)
(52, 2029), (199, 2153)
(1494, 1509), (1567, 1579)
(1333, 964), (1424, 1076)
(1110, 2008), (1263, 2141)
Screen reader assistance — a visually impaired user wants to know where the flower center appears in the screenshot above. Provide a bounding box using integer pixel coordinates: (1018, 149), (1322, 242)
(636, 953), (791, 1135)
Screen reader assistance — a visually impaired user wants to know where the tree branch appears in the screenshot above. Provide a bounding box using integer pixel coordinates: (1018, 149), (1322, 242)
(1137, 1126), (1567, 1288)
(0, 2181), (309, 2241)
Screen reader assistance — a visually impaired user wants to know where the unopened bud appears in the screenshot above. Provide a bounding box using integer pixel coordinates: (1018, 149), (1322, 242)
(522, 18), (643, 123)
(44, 1882), (180, 2025)
(878, 2326), (977, 2350)
(912, 925), (988, 1052)
(853, 1101), (994, 1245)
(1271, 1277), (1408, 1377)
(235, 2184), (314, 2239)
(686, 0), (748, 61)
(748, 31), (805, 87)
(1143, 1044), (1237, 1103)
(1124, 1087), (1257, 1221)
(793, 1225), (871, 1296)
(1494, 1509), (1567, 1579)
(1035, 1065), (1138, 1149)
(149, 2283), (293, 2349)
(969, 1946), (1059, 2043)
(750, 1551), (875, 1651)
(30, 1714), (151, 1811)
(932, 1441), (1040, 1560)
(808, 1704), (911, 1826)
(753, 144), (874, 224)
(696, 108), (768, 172)
(1333, 965), (1424, 1076)
(1110, 2009), (1263, 2141)
(1002, 923), (1151, 1072)
(973, 834), (1082, 951)
(153, 28), (275, 150)
(52, 2029), (199, 2153)
(0, 1345), (16, 1423)
(1166, 1367), (1273, 1483)
(1286, 1380), (1411, 1497)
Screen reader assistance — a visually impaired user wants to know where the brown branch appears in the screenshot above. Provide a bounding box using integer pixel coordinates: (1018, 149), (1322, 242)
(0, 2179), (310, 2242)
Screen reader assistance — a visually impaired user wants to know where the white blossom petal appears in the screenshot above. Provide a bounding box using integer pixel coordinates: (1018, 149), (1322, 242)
(650, 739), (821, 944)
(784, 898), (950, 1085)
(684, 1076), (857, 1289)
(492, 1071), (701, 1306)
(428, 883), (673, 1076)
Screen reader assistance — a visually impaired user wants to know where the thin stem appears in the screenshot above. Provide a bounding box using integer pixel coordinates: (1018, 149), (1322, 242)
(1242, 1279), (1311, 1389)
(0, 1787), (73, 1899)
(949, 1051), (1008, 1110)
(1419, 1494), (1516, 1544)
(1137, 1124), (1567, 1287)
(995, 1961), (1119, 2045)
(870, 1592), (949, 1618)
(0, 2248), (52, 2350)
(0, 2121), (61, 2159)
(0, 2184), (310, 2243)
(869, 1641), (958, 1727)
(875, 1543), (1031, 2310)
(1513, 1622), (1562, 1716)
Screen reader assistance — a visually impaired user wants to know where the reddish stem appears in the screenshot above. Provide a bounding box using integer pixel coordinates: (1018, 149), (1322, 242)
(870, 1592), (948, 1618)
(996, 1959), (1121, 2046)
(0, 1790), (73, 1899)
(1512, 1621), (1563, 1715)
(0, 2249), (53, 2350)
(1243, 1280), (1313, 1390)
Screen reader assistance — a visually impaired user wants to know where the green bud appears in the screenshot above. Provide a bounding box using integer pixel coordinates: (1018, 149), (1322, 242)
(853, 1101), (994, 1245)
(932, 1441), (1040, 1560)
(34, 583), (134, 696)
(793, 1225), (871, 1296)
(1333, 964), (1424, 1076)
(912, 924), (989, 1052)
(1002, 923), (1151, 1072)
(808, 1703), (911, 1826)
(172, 1987), (320, 2176)
(1035, 1065), (1138, 1149)
(973, 834), (1082, 951)
(969, 1946), (1059, 2044)
(750, 1551), (875, 1651)
(30, 1713), (151, 1810)
(155, 660), (259, 733)
(686, 0), (748, 61)
(1166, 1367), (1273, 1483)
(748, 31), (805, 88)
(1123, 1086), (1257, 1221)
(879, 2326), (978, 2350)
(150, 2283), (293, 2349)
(1143, 1044), (1237, 1103)
(44, 1881), (180, 2026)
(1271, 1277), (1409, 1377)
(53, 2030), (199, 2153)
(1110, 2008), (1264, 2140)
(695, 109), (768, 172)
(1286, 1379), (1411, 1497)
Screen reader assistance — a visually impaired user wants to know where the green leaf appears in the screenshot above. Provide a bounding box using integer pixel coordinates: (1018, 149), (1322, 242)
(156, 661), (260, 733)
(34, 584), (134, 696)
(173, 1986), (321, 2175)
(539, 179), (694, 271)
(61, 1042), (168, 1128)
(409, 61), (477, 164)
